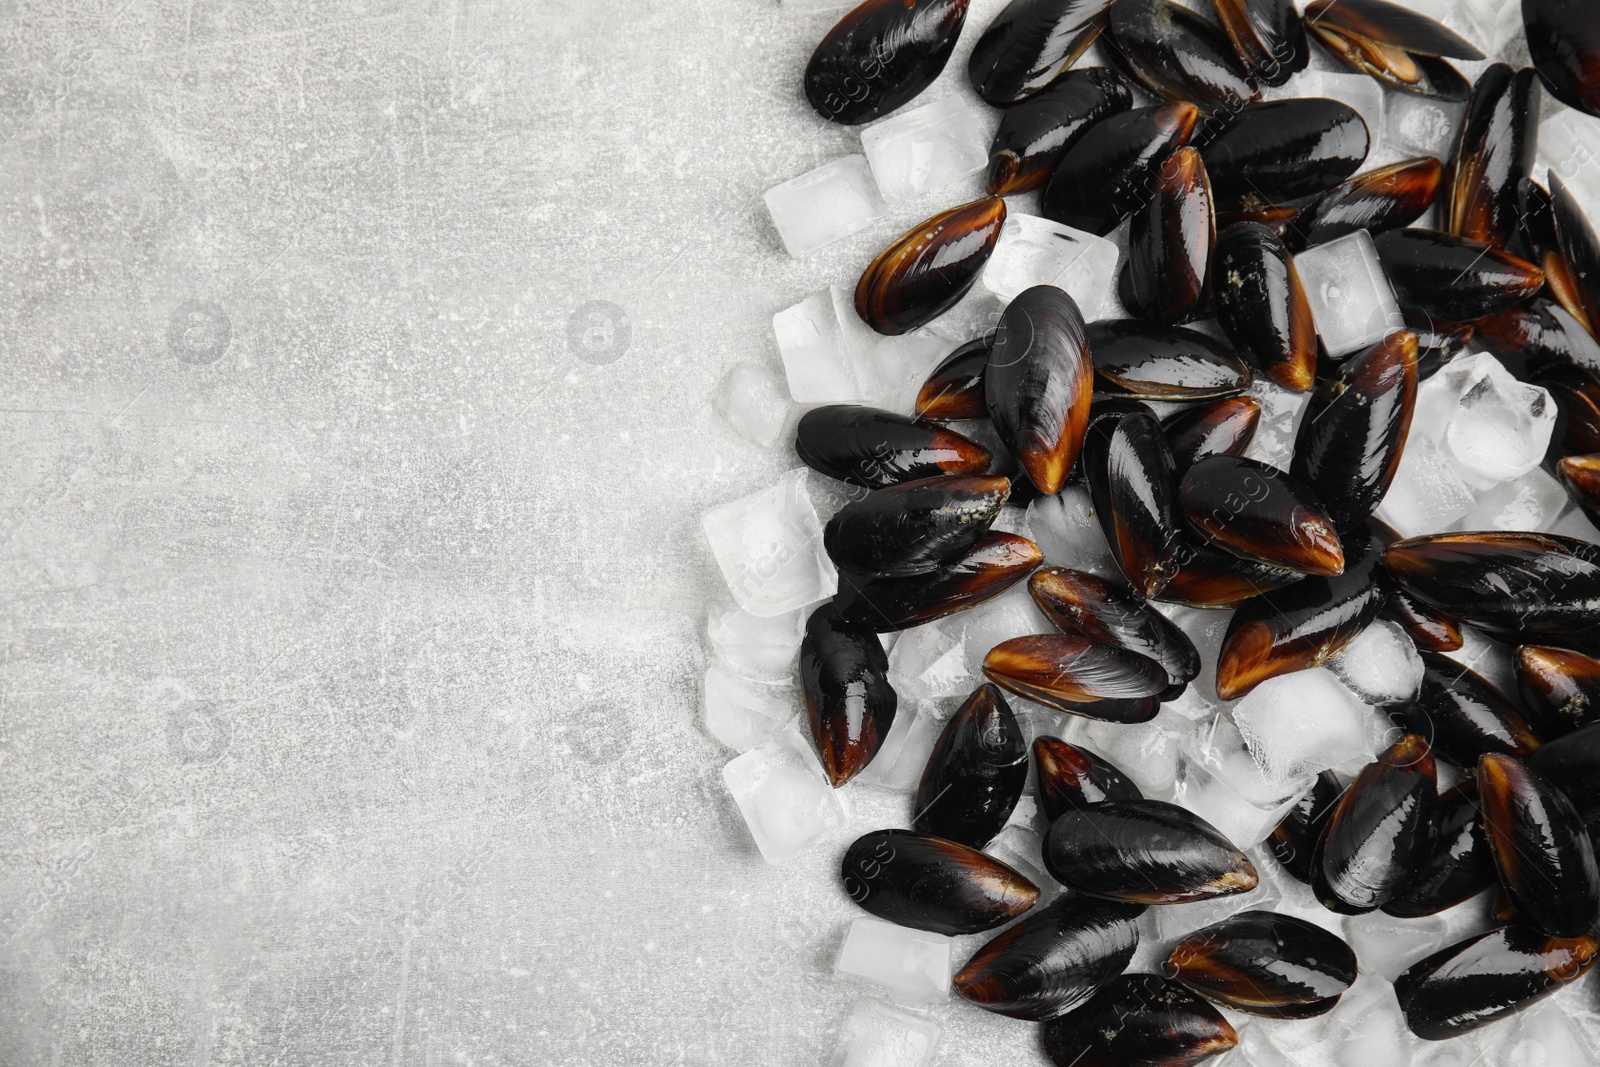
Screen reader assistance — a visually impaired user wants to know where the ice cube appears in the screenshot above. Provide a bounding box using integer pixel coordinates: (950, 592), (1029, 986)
(1553, 504), (1600, 544)
(835, 917), (952, 1004)
(1444, 356), (1556, 486)
(980, 213), (1121, 316)
(1227, 1025), (1298, 1067)
(1410, 0), (1519, 58)
(1484, 1001), (1592, 1067)
(860, 96), (991, 202)
(706, 599), (806, 682)
(714, 361), (794, 449)
(723, 731), (848, 864)
(1375, 435), (1476, 537)
(773, 288), (865, 404)
(1341, 911), (1448, 982)
(955, 585), (1054, 679)
(1539, 108), (1600, 218)
(860, 329), (953, 413)
(1083, 706), (1194, 798)
(1242, 379), (1312, 469)
(854, 701), (942, 792)
(1327, 973), (1420, 1067)
(764, 155), (887, 257)
(1460, 465), (1570, 531)
(1385, 91), (1466, 159)
(1172, 756), (1308, 848)
(1293, 230), (1405, 358)
(703, 468), (837, 617)
(1269, 72), (1384, 156)
(1026, 485), (1120, 577)
(704, 664), (799, 752)
(829, 999), (942, 1067)
(888, 622), (974, 701)
(925, 285), (1004, 344)
(1329, 620), (1424, 705)
(1232, 669), (1374, 785)
(1411, 1033), (1495, 1067)
(1155, 604), (1233, 706)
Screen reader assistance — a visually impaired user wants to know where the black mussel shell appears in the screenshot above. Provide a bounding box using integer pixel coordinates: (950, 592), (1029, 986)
(1213, 0), (1307, 86)
(1211, 222), (1317, 392)
(1163, 396), (1262, 472)
(1034, 736), (1143, 821)
(1201, 99), (1369, 210)
(1307, 0), (1484, 58)
(1550, 173), (1600, 336)
(956, 895), (1143, 1020)
(1270, 770), (1344, 883)
(1105, 0), (1259, 111)
(1082, 410), (1183, 597)
(914, 684), (1029, 849)
(1383, 533), (1600, 649)
(988, 67), (1133, 195)
(1524, 0), (1600, 117)
(1042, 100), (1200, 235)
(1477, 300), (1600, 386)
(916, 338), (991, 420)
(1517, 178), (1594, 334)
(1215, 530), (1386, 699)
(1384, 780), (1496, 918)
(1479, 752), (1600, 937)
(1179, 455), (1345, 576)
(843, 829), (1040, 934)
(1312, 733), (1439, 914)
(1396, 923), (1599, 1039)
(795, 405), (992, 489)
(1159, 535), (1305, 608)
(1041, 973), (1238, 1067)
(1086, 320), (1250, 401)
(1518, 644), (1600, 739)
(1448, 64), (1540, 248)
(1303, 0), (1477, 99)
(834, 531), (1043, 631)
(983, 634), (1167, 722)
(1030, 566), (1200, 689)
(1217, 204), (1301, 241)
(969, 0), (1113, 107)
(988, 285), (1094, 495)
(1293, 157), (1443, 249)
(1547, 370), (1600, 456)
(1529, 721), (1600, 819)
(1167, 910), (1357, 1015)
(805, 0), (972, 125)
(1393, 652), (1540, 768)
(1374, 228), (1544, 323)
(1384, 588), (1465, 652)
(857, 197), (1007, 336)
(1404, 310), (1474, 381)
(801, 603), (898, 787)
(824, 474), (1011, 578)
(1120, 147), (1214, 325)
(1044, 798), (1258, 903)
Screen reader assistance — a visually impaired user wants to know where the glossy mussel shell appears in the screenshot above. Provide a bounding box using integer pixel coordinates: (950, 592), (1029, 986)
(1179, 454), (1345, 576)
(1384, 587), (1464, 653)
(1119, 147), (1214, 325)
(835, 531), (1042, 632)
(1104, 0), (1258, 111)
(1201, 99), (1369, 209)
(1529, 720), (1600, 821)
(1163, 397), (1262, 472)
(984, 634), (1167, 722)
(988, 67), (1133, 195)
(1518, 644), (1600, 739)
(1558, 442), (1600, 520)
(823, 474), (1011, 578)
(804, 0), (972, 125)
(1549, 174), (1600, 339)
(1042, 100), (1199, 235)
(968, 0), (1113, 106)
(1303, 0), (1479, 99)
(1516, 178), (1593, 335)
(1041, 973), (1238, 1067)
(1212, 0), (1308, 86)
(1476, 299), (1600, 387)
(1211, 222), (1317, 391)
(1030, 566), (1201, 691)
(987, 285), (1093, 495)
(955, 895), (1143, 1020)
(857, 197), (1006, 336)
(1044, 798), (1259, 904)
(795, 405), (992, 489)
(1524, 0), (1600, 117)
(1082, 410), (1183, 598)
(1087, 320), (1250, 401)
(1033, 736), (1143, 822)
(1383, 780), (1496, 918)
(1393, 652), (1539, 768)
(914, 684), (1029, 849)
(1478, 753), (1600, 937)
(1373, 228), (1544, 322)
(1167, 910), (1357, 1016)
(916, 337), (990, 420)
(1395, 924), (1599, 1040)
(1292, 157), (1443, 248)
(1270, 770), (1344, 883)
(801, 603), (898, 787)
(842, 829), (1039, 935)
(1447, 63), (1540, 248)
(1311, 733), (1439, 914)
(1158, 536), (1304, 608)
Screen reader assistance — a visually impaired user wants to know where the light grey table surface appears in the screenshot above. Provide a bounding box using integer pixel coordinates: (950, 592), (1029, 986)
(0, 1), (1042, 1063)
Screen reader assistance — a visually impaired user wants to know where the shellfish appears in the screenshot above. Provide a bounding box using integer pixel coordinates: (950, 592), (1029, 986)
(1292, 157), (1443, 248)
(1163, 396), (1263, 472)
(805, 0), (972, 124)
(1033, 736), (1144, 821)
(1210, 222), (1317, 391)
(1119, 147), (1214, 325)
(1392, 652), (1541, 768)
(1042, 100), (1199, 235)
(987, 285), (1094, 495)
(856, 197), (1007, 335)
(1178, 454), (1345, 576)
(1311, 733), (1439, 914)
(1200, 99), (1369, 209)
(823, 474), (1011, 578)
(1523, 0), (1600, 117)
(983, 634), (1167, 722)
(913, 684), (1029, 849)
(1104, 0), (1259, 111)
(1395, 924), (1598, 1039)
(1166, 910), (1358, 1017)
(1086, 321), (1251, 401)
(1044, 798), (1259, 903)
(795, 405), (992, 489)
(1303, 0), (1481, 99)
(986, 67), (1133, 195)
(842, 828), (1039, 934)
(1516, 643), (1600, 739)
(1082, 409), (1183, 598)
(801, 603), (899, 787)
(1446, 63), (1541, 247)
(833, 531), (1042, 631)
(1383, 780), (1496, 918)
(1029, 566), (1201, 694)
(1269, 770), (1344, 884)
(1478, 752), (1600, 938)
(955, 895), (1143, 1020)
(1040, 973), (1238, 1066)
(1373, 227), (1544, 322)
(968, 0), (1113, 106)
(915, 337), (990, 421)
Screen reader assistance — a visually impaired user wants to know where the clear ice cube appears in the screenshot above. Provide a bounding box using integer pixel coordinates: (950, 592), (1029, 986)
(860, 329), (953, 413)
(1172, 756), (1308, 849)
(1329, 619), (1425, 705)
(702, 467), (837, 617)
(860, 96), (991, 202)
(980, 213), (1121, 316)
(1444, 355), (1556, 486)
(1341, 911), (1448, 982)
(1293, 230), (1405, 359)
(764, 154), (886, 257)
(714, 361), (794, 449)
(1375, 435), (1477, 537)
(1326, 973), (1420, 1067)
(926, 285), (1005, 344)
(1232, 669), (1374, 785)
(1486, 1000), (1596, 1067)
(1385, 91), (1466, 159)
(723, 730), (848, 864)
(706, 599), (806, 683)
(834, 917), (951, 1004)
(1026, 485), (1120, 577)
(829, 999), (942, 1067)
(854, 701), (942, 792)
(1084, 707), (1194, 798)
(888, 621), (974, 701)
(773, 288), (866, 403)
(1243, 379), (1313, 468)
(1460, 465), (1570, 531)
(704, 664), (798, 753)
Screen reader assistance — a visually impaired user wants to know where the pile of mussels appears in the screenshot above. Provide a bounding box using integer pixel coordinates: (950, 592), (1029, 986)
(782, 0), (1600, 1062)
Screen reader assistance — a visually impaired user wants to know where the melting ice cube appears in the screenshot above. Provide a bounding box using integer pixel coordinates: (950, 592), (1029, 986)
(714, 361), (794, 449)
(860, 96), (991, 202)
(764, 155), (886, 257)
(1329, 620), (1425, 706)
(834, 917), (951, 1004)
(702, 467), (837, 617)
(722, 730), (847, 864)
(706, 599), (806, 683)
(1293, 230), (1404, 359)
(1232, 669), (1375, 785)
(980, 213), (1120, 316)
(703, 663), (798, 753)
(828, 999), (941, 1067)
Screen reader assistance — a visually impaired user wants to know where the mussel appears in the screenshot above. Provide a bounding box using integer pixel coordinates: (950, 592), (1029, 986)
(1292, 157), (1443, 248)
(1561, 453), (1600, 531)
(856, 197), (1007, 335)
(1383, 587), (1465, 652)
(841, 828), (1039, 935)
(1040, 973), (1238, 1067)
(1550, 173), (1600, 340)
(987, 67), (1133, 196)
(1529, 721), (1600, 820)
(968, 0), (1113, 106)
(955, 895), (1143, 1020)
(1373, 228), (1544, 322)
(1392, 652), (1540, 768)
(1086, 320), (1250, 401)
(983, 634), (1167, 722)
(1311, 733), (1439, 914)
(1163, 397), (1262, 473)
(1447, 64), (1540, 248)
(1158, 536), (1305, 608)
(1029, 566), (1201, 694)
(1211, 222), (1317, 391)
(804, 0), (971, 125)
(1042, 100), (1200, 235)
(914, 684), (1028, 849)
(1475, 299), (1600, 386)
(1478, 752), (1600, 938)
(1270, 771), (1344, 883)
(1383, 780), (1497, 918)
(1033, 736), (1143, 821)
(1517, 178), (1592, 335)
(1082, 410), (1182, 598)
(1179, 454), (1345, 576)
(1166, 910), (1358, 1017)
(915, 337), (990, 420)
(1044, 798), (1258, 903)
(1517, 644), (1600, 739)
(1405, 311), (1474, 381)
(795, 405), (992, 489)
(1200, 99), (1369, 209)
(1303, 0), (1481, 100)
(1524, 0), (1600, 117)
(824, 474), (1010, 577)
(801, 603), (898, 787)
(1119, 147), (1214, 325)
(1212, 0), (1307, 86)
(834, 531), (1042, 631)
(1395, 924), (1599, 1039)
(1104, 0), (1258, 111)
(987, 285), (1093, 495)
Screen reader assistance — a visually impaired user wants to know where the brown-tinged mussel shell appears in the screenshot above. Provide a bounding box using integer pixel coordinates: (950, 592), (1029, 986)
(968, 0), (1113, 106)
(1518, 644), (1600, 740)
(1560, 453), (1600, 528)
(834, 531), (1042, 632)
(1476, 300), (1600, 386)
(1478, 752), (1600, 937)
(1086, 321), (1251, 401)
(1211, 222), (1317, 391)
(1159, 536), (1305, 608)
(1517, 178), (1593, 335)
(1179, 455), (1345, 576)
(1383, 532), (1600, 649)
(1270, 770), (1344, 883)
(1291, 330), (1419, 535)
(842, 829), (1039, 935)
(1104, 0), (1259, 111)
(1395, 923), (1599, 1039)
(1303, 0), (1478, 99)
(1446, 64), (1541, 248)
(857, 197), (1007, 336)
(1044, 798), (1259, 903)
(1311, 733), (1439, 914)
(955, 895), (1143, 1020)
(1082, 410), (1183, 598)
(1212, 0), (1308, 86)
(1214, 530), (1386, 699)
(1529, 721), (1600, 821)
(1042, 100), (1200, 235)
(804, 0), (972, 125)
(1524, 0), (1600, 117)
(1292, 157), (1444, 249)
(1120, 147), (1214, 325)
(988, 67), (1133, 195)
(1373, 228), (1544, 323)
(1030, 566), (1201, 694)
(983, 634), (1167, 722)
(1393, 652), (1541, 768)
(1405, 310), (1474, 381)
(801, 602), (898, 787)
(987, 285), (1094, 495)
(795, 405), (992, 489)
(1034, 736), (1143, 821)
(824, 474), (1011, 578)
(1384, 587), (1465, 652)
(914, 683), (1029, 849)
(1163, 397), (1262, 473)
(1166, 910), (1358, 1016)
(1200, 99), (1369, 209)
(1549, 173), (1600, 335)
(1384, 780), (1496, 918)
(916, 337), (990, 420)
(1041, 973), (1238, 1067)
